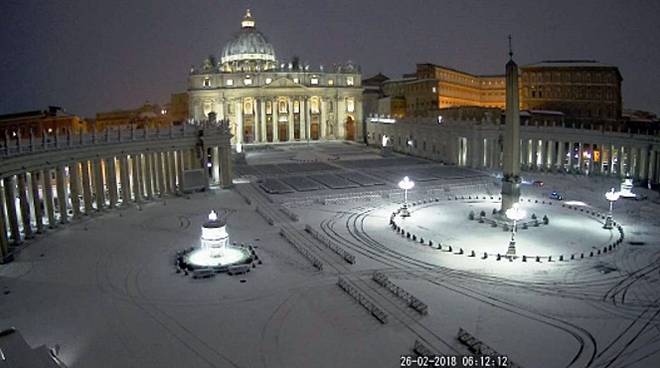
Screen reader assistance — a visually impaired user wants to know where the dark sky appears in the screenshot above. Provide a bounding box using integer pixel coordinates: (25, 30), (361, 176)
(2, 0), (659, 118)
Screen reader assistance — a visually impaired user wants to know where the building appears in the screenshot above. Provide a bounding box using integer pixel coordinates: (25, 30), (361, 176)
(187, 9), (363, 144)
(0, 106), (88, 140)
(520, 60), (622, 122)
(367, 60), (623, 123)
(94, 93), (189, 131)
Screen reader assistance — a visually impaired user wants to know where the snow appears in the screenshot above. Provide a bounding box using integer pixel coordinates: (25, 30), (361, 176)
(1, 142), (659, 367)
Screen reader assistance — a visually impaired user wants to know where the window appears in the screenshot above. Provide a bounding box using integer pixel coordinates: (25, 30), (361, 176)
(266, 101), (272, 114)
(244, 77), (252, 86)
(311, 97), (320, 114)
(346, 97), (355, 113)
(346, 76), (354, 86)
(293, 100), (300, 113)
(203, 78), (211, 87)
(244, 99), (253, 115)
(279, 100), (287, 114)
(293, 78), (299, 84)
(226, 79), (233, 86)
(328, 79), (334, 86)
(265, 77), (272, 85)
(311, 77), (319, 85)
(328, 101), (333, 112)
(432, 86), (437, 93)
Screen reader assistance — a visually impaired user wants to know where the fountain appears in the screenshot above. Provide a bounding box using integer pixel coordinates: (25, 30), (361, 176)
(184, 211), (251, 268)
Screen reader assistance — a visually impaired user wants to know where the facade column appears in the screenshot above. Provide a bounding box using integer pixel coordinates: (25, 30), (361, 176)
(220, 145), (232, 188)
(55, 166), (68, 224)
(119, 156), (131, 203)
(253, 99), (260, 143)
(300, 98), (307, 140)
(42, 170), (56, 227)
(4, 177), (22, 242)
(320, 98), (327, 139)
(212, 146), (220, 184)
(30, 171), (44, 232)
(16, 173), (33, 239)
(68, 162), (81, 217)
(287, 98), (294, 141)
(520, 138), (527, 170)
(131, 154), (143, 202)
(236, 100), (243, 144)
(260, 99), (267, 143)
(106, 157), (118, 208)
(272, 98), (279, 142)
(81, 161), (93, 214)
(144, 153), (153, 199)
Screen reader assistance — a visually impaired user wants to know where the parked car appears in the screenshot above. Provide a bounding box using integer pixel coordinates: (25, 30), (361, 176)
(533, 180), (544, 187)
(549, 191), (563, 200)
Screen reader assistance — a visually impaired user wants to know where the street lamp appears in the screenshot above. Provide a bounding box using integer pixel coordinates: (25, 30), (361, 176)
(505, 204), (526, 258)
(398, 176), (415, 217)
(604, 188), (620, 229)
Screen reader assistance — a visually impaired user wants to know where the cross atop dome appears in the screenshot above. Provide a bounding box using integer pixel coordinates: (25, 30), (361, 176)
(241, 9), (255, 28)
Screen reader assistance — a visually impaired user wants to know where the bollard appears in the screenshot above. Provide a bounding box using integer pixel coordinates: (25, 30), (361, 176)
(429, 240), (433, 246)
(482, 252), (488, 259)
(522, 255), (527, 262)
(448, 245), (453, 252)
(580, 253), (584, 259)
(570, 254), (575, 260)
(496, 254), (501, 261)
(603, 246), (607, 253)
(406, 232), (410, 238)
(458, 248), (464, 255)
(536, 256), (541, 262)
(597, 250), (601, 255)
(548, 256), (552, 262)
(470, 250), (475, 257)
(559, 255), (564, 261)
(420, 237), (424, 244)
(590, 251), (594, 257)
(412, 235), (417, 241)
(438, 244), (442, 250)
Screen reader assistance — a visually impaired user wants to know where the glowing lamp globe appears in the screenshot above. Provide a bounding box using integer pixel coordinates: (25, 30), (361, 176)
(605, 188), (620, 202)
(505, 205), (526, 221)
(398, 176), (415, 191)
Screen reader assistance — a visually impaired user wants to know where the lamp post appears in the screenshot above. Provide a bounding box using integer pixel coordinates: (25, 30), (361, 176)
(398, 176), (415, 217)
(604, 188), (620, 229)
(505, 204), (526, 258)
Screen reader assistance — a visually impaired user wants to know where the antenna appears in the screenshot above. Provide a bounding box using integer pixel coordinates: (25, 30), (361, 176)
(508, 35), (513, 60)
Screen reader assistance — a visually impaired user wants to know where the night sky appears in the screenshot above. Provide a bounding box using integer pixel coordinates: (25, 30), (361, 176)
(2, 0), (659, 118)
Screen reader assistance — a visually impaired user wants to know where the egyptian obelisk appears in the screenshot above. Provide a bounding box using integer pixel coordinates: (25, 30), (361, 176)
(501, 36), (521, 212)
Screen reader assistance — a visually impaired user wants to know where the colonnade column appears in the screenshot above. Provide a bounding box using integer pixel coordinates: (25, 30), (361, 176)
(68, 163), (81, 217)
(42, 169), (56, 227)
(539, 140), (547, 170)
(619, 146), (627, 177)
(177, 151), (185, 193)
(55, 166), (68, 223)
(0, 198), (9, 259)
(131, 154), (143, 202)
(30, 171), (44, 232)
(143, 153), (153, 198)
(3, 177), (21, 243)
(119, 156), (131, 203)
(609, 145), (616, 176)
(576, 142), (583, 172)
(156, 152), (165, 196)
(168, 151), (177, 194)
(260, 100), (267, 143)
(106, 157), (118, 207)
(639, 147), (648, 181)
(566, 142), (574, 171)
(17, 174), (33, 238)
(648, 150), (657, 184)
(81, 161), (93, 214)
(555, 141), (566, 171)
(530, 139), (538, 170)
(92, 159), (105, 211)
(546, 140), (554, 170)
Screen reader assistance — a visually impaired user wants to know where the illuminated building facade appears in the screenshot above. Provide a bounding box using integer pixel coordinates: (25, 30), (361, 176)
(188, 9), (363, 144)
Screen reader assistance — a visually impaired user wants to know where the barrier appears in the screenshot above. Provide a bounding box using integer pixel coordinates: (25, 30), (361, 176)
(304, 225), (356, 264)
(279, 228), (324, 270)
(373, 271), (428, 315)
(457, 328), (522, 368)
(337, 277), (388, 324)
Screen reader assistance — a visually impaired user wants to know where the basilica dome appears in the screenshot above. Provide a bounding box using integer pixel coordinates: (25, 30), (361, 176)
(220, 9), (277, 72)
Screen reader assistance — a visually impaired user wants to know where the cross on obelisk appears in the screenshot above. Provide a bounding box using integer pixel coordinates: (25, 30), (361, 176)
(501, 35), (521, 212)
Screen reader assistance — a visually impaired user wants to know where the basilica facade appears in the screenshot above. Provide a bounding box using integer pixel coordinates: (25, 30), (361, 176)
(188, 10), (363, 144)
